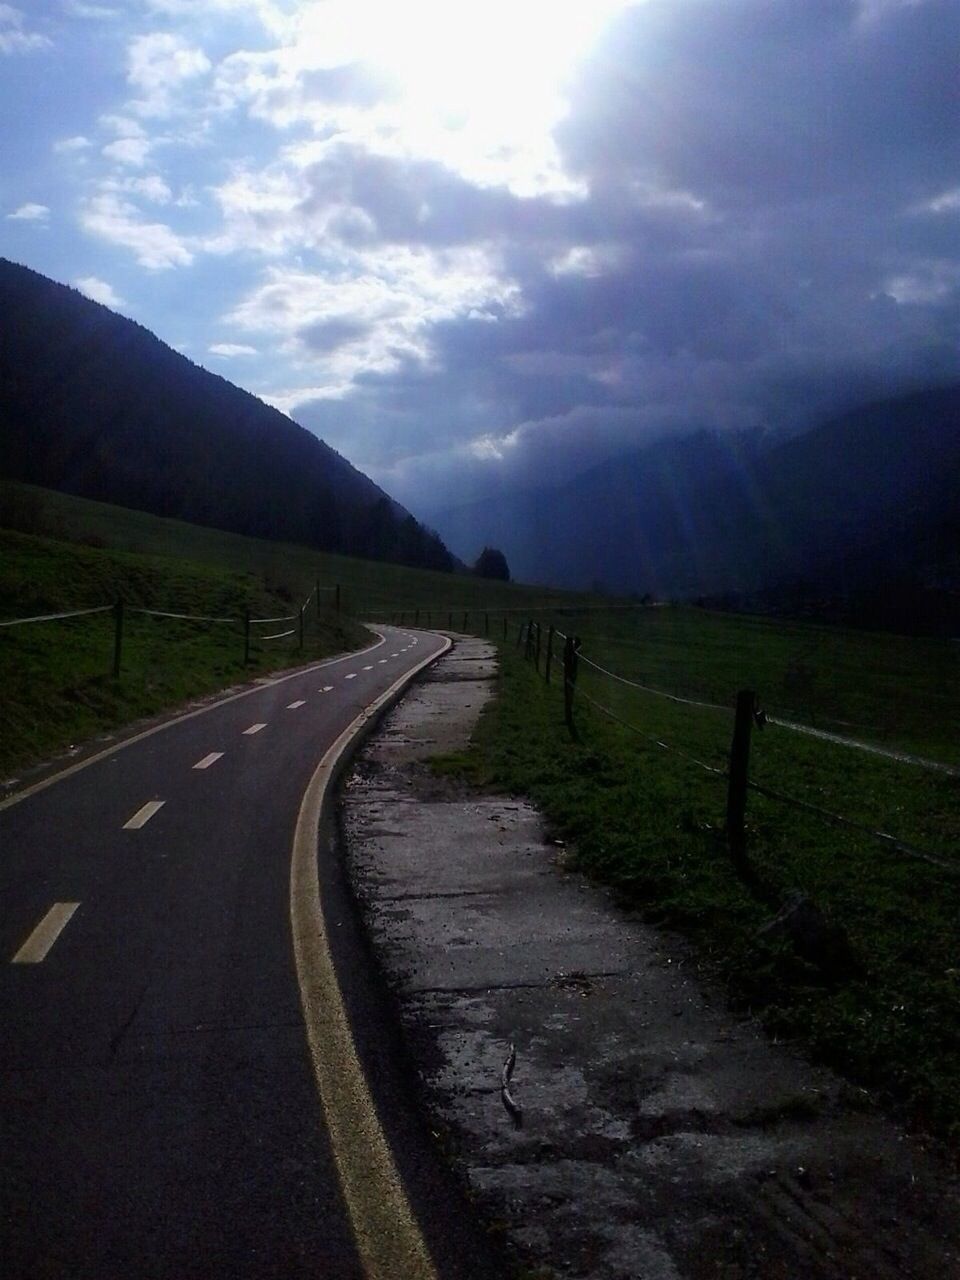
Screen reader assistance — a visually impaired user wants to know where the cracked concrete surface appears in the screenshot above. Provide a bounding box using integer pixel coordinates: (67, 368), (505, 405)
(341, 637), (960, 1279)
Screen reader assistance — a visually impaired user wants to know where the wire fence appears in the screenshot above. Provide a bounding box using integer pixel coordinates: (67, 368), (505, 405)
(1, 582), (344, 676)
(511, 616), (959, 877)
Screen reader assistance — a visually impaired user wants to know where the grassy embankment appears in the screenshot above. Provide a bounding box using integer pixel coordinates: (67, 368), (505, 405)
(0, 481), (591, 776)
(439, 607), (960, 1140)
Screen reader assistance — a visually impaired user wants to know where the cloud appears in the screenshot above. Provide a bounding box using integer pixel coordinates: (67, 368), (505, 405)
(53, 135), (92, 154)
(64, 2), (120, 17)
(0, 4), (50, 54)
(20, 0), (957, 514)
(127, 32), (211, 117)
(80, 192), (193, 268)
(74, 276), (126, 307)
(6, 202), (50, 222)
(227, 245), (523, 400)
(209, 342), (257, 356)
(102, 137), (153, 167)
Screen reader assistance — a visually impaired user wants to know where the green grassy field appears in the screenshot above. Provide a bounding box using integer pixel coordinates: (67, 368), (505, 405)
(0, 527), (370, 776)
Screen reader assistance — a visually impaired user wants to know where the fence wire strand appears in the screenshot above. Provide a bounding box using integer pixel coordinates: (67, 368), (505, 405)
(745, 778), (959, 873)
(576, 687), (728, 780)
(131, 607), (237, 624)
(0, 604), (113, 628)
(525, 633), (958, 873)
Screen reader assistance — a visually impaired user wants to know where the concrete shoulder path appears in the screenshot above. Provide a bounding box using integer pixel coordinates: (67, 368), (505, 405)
(342, 636), (960, 1280)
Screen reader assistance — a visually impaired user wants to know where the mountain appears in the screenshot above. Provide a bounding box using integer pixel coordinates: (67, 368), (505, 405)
(429, 385), (960, 623)
(0, 258), (454, 572)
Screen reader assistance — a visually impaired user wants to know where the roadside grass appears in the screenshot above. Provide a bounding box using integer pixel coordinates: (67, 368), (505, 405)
(0, 528), (368, 776)
(548, 604), (960, 765)
(445, 639), (960, 1141)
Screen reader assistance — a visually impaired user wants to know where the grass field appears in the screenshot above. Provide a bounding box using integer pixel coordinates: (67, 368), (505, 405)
(0, 527), (370, 776)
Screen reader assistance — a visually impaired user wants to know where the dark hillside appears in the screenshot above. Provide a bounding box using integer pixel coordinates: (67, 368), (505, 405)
(429, 384), (960, 625)
(0, 258), (453, 572)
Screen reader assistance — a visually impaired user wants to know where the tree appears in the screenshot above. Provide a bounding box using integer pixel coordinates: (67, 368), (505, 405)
(473, 546), (510, 581)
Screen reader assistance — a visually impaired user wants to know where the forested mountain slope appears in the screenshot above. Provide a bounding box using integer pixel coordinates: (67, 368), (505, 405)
(0, 258), (453, 573)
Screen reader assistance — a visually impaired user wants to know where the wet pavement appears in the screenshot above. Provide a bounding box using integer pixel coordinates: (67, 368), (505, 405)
(341, 636), (960, 1280)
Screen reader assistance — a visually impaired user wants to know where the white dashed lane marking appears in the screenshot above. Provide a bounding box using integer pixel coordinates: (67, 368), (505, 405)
(344, 673), (357, 680)
(287, 700), (306, 710)
(321, 685), (334, 692)
(378, 659), (387, 664)
(193, 752), (223, 770)
(11, 903), (80, 964)
(362, 665), (373, 671)
(123, 800), (165, 830)
(243, 723), (266, 735)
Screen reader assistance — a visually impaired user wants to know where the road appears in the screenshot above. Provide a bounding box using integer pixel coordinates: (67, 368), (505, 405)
(0, 626), (491, 1280)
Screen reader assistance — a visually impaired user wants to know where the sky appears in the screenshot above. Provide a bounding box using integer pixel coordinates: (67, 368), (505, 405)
(1, 0), (957, 516)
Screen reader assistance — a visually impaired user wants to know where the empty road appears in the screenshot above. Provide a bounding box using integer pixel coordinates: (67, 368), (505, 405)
(0, 626), (492, 1280)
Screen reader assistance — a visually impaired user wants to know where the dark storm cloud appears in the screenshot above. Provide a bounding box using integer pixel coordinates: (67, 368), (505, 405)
(295, 0), (959, 509)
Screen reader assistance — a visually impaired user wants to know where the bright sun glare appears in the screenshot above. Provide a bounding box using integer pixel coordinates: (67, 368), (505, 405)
(298, 0), (633, 195)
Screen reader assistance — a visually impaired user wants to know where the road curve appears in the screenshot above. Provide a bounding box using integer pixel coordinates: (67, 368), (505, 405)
(0, 626), (489, 1280)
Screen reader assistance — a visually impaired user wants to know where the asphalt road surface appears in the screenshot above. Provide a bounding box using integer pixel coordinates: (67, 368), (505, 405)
(1, 626), (494, 1280)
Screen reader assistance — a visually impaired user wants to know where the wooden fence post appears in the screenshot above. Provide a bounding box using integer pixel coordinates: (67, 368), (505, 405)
(534, 621), (542, 672)
(545, 625), (554, 684)
(112, 597), (124, 678)
(524, 619), (534, 661)
(726, 689), (755, 870)
(503, 616), (508, 640)
(463, 611), (468, 631)
(244, 608), (251, 665)
(516, 620), (524, 649)
(563, 634), (581, 736)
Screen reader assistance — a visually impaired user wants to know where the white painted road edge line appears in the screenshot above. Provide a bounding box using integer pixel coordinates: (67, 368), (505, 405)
(290, 632), (451, 1280)
(243, 723), (267, 735)
(0, 630), (390, 813)
(287, 700), (306, 710)
(123, 800), (165, 830)
(12, 903), (80, 964)
(193, 752), (223, 770)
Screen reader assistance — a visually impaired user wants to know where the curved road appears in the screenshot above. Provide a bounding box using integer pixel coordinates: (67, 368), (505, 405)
(0, 626), (490, 1280)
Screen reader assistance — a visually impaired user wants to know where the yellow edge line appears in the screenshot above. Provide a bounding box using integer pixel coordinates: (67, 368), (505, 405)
(0, 631), (388, 813)
(290, 633), (451, 1280)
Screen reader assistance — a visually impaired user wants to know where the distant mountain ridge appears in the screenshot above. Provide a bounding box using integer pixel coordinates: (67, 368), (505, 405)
(0, 258), (454, 572)
(429, 385), (960, 621)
